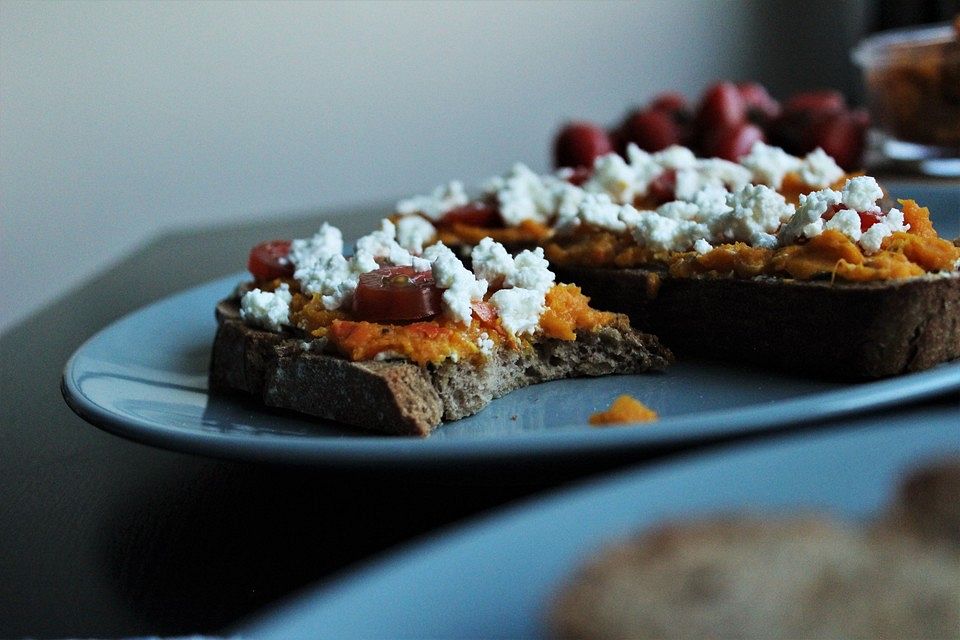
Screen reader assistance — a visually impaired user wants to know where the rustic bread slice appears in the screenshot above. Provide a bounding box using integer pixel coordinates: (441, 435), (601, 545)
(209, 299), (672, 436)
(548, 515), (960, 640)
(553, 264), (960, 379)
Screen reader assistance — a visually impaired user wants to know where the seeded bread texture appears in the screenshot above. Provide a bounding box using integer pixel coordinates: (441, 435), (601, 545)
(548, 515), (960, 640)
(554, 265), (960, 379)
(209, 299), (672, 436)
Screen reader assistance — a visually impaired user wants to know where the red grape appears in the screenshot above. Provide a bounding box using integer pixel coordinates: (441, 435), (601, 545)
(694, 82), (747, 138)
(553, 121), (613, 169)
(620, 109), (681, 152)
(704, 122), (765, 161)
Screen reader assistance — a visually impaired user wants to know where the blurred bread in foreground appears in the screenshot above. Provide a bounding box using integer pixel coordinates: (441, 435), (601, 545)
(548, 460), (960, 639)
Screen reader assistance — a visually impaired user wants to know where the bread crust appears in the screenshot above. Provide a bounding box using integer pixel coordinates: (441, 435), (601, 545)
(554, 265), (960, 379)
(209, 299), (672, 435)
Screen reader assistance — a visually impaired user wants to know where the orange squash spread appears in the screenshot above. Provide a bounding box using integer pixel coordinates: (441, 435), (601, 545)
(547, 200), (960, 283)
(589, 394), (658, 425)
(280, 282), (616, 365)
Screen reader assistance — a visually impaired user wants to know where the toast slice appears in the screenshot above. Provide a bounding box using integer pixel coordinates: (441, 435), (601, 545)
(554, 265), (960, 379)
(209, 299), (672, 436)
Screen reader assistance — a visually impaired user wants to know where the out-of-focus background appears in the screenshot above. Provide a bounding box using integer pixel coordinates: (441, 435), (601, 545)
(0, 0), (949, 332)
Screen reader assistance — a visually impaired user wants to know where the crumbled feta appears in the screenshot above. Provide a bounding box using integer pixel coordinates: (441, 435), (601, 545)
(675, 159), (752, 202)
(860, 223), (892, 254)
(505, 248), (555, 293)
(694, 238), (713, 254)
(295, 252), (359, 310)
(778, 188), (842, 245)
(394, 215), (436, 254)
(692, 184), (734, 218)
(289, 223), (343, 268)
(841, 176), (884, 212)
(470, 236), (516, 284)
(652, 145), (698, 170)
(624, 209), (710, 252)
(656, 200), (701, 221)
(560, 192), (628, 233)
(396, 181), (469, 221)
(739, 142), (802, 189)
(476, 331), (495, 356)
(488, 287), (546, 336)
(859, 208), (910, 255)
(797, 148), (844, 187)
(485, 163), (574, 226)
(824, 209), (862, 242)
(715, 184), (795, 248)
(240, 283), (292, 331)
(423, 242), (488, 325)
(354, 219), (431, 270)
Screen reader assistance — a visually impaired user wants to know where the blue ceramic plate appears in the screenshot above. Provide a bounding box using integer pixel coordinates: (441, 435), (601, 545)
(61, 269), (960, 466)
(234, 408), (960, 638)
(61, 181), (959, 467)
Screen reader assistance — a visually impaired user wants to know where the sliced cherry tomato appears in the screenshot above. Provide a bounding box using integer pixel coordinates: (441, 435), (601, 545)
(858, 210), (882, 231)
(821, 204), (882, 232)
(438, 202), (502, 228)
(352, 266), (443, 322)
(471, 300), (507, 337)
(248, 239), (293, 281)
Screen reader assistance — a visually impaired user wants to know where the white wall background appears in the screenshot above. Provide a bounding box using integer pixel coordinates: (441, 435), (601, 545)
(0, 0), (869, 332)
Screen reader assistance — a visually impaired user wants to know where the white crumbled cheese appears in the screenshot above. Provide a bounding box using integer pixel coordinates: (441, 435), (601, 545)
(652, 145), (698, 170)
(714, 184), (795, 248)
(295, 253), (360, 310)
(859, 208), (910, 255)
(692, 184), (734, 218)
(240, 283), (292, 331)
(694, 238), (713, 254)
(470, 236), (517, 284)
(797, 148), (844, 187)
(289, 223), (343, 268)
(505, 247), (555, 293)
(824, 209), (863, 242)
(395, 181), (469, 221)
(778, 188), (842, 245)
(394, 215), (436, 254)
(675, 159), (752, 202)
(656, 200), (701, 221)
(423, 242), (488, 325)
(574, 193), (629, 232)
(739, 141), (802, 189)
(293, 220), (431, 311)
(476, 331), (495, 356)
(841, 176), (884, 212)
(489, 287), (546, 336)
(860, 223), (892, 254)
(625, 210), (710, 252)
(353, 219), (431, 270)
(583, 153), (644, 204)
(485, 163), (573, 226)
(582, 145), (662, 204)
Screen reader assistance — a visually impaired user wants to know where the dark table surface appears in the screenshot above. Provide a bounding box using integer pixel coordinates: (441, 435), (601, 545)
(2, 182), (958, 638)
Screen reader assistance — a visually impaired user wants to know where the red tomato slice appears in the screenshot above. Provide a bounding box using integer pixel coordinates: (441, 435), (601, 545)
(438, 202), (502, 229)
(248, 240), (293, 281)
(352, 266), (443, 321)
